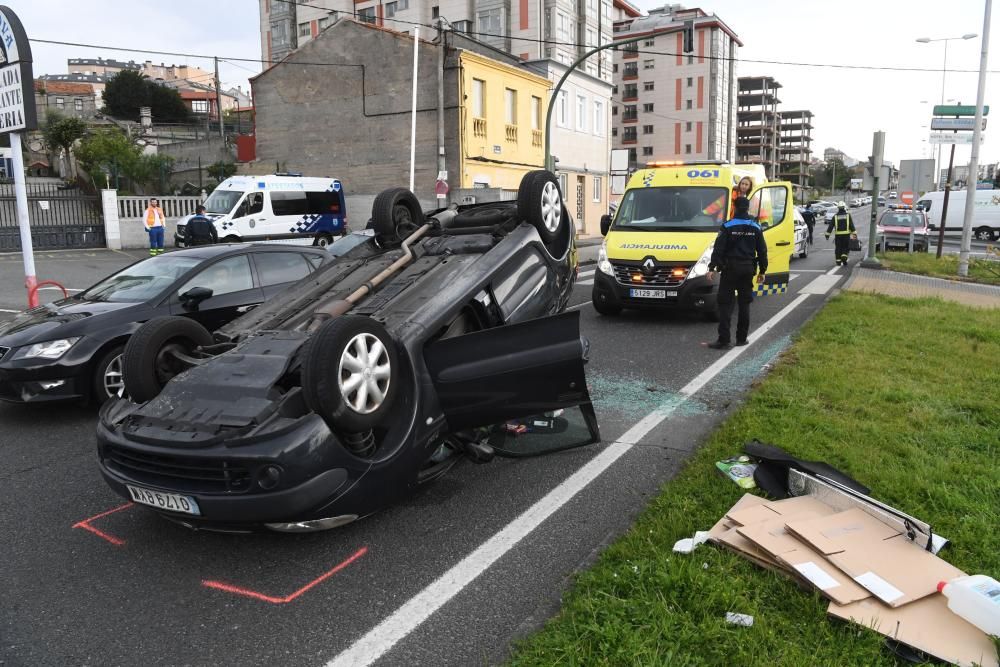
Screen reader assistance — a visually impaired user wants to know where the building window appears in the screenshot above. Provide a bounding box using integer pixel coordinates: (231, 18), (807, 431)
(612, 85), (618, 95)
(643, 103), (654, 112)
(623, 105), (637, 121)
(531, 96), (541, 130)
(686, 121), (692, 131)
(576, 95), (587, 131)
(603, 1), (612, 19)
(687, 77), (693, 87)
(319, 16), (332, 29)
(628, 147), (637, 164)
(477, 7), (503, 34)
(586, 28), (595, 48)
(686, 99), (693, 109)
(688, 54), (694, 65)
(557, 91), (568, 127)
(593, 175), (602, 202)
(593, 101), (604, 136)
(432, 5), (439, 18)
(192, 99), (209, 113)
(358, 7), (376, 23)
(55, 97), (65, 108)
(643, 59), (654, 69)
(612, 127), (618, 137)
(505, 88), (517, 124)
(623, 83), (637, 99)
(472, 78), (485, 118)
(558, 173), (568, 196)
(386, 2), (398, 17)
(74, 98), (84, 111)
(642, 146), (653, 156)
(612, 63), (618, 73)
(611, 105), (618, 116)
(452, 19), (470, 32)
(644, 81), (654, 91)
(685, 144), (692, 154)
(299, 22), (311, 37)
(623, 63), (638, 77)
(623, 126), (637, 142)
(643, 39), (655, 47)
(642, 124), (653, 134)
(271, 22), (288, 45)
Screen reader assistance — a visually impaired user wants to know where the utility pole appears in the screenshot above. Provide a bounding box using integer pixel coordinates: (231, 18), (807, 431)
(861, 131), (885, 268)
(436, 19), (449, 205)
(214, 56), (224, 140)
(958, 0), (992, 277)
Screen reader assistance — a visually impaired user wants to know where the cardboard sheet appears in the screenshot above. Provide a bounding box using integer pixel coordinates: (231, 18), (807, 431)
(829, 595), (999, 667)
(787, 508), (964, 607)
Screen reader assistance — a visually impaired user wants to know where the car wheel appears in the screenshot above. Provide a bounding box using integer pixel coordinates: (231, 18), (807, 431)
(222, 235), (241, 244)
(517, 170), (565, 244)
(122, 317), (214, 403)
(314, 233), (333, 248)
(974, 226), (997, 242)
(92, 345), (125, 405)
(302, 315), (399, 434)
(371, 188), (423, 247)
(799, 243), (809, 259)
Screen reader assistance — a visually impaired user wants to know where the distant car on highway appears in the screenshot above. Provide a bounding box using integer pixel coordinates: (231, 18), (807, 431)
(878, 197), (886, 207)
(876, 207), (930, 252)
(850, 198), (863, 208)
(888, 191), (898, 199)
(0, 245), (330, 405)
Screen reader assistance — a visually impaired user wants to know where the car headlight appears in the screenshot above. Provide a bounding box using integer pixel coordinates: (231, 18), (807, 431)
(690, 243), (714, 277)
(597, 241), (613, 275)
(14, 337), (81, 360)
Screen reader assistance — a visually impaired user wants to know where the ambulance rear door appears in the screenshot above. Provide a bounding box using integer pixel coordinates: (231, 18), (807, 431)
(748, 182), (794, 296)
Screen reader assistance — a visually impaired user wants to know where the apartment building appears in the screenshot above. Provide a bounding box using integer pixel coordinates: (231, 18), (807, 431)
(736, 75), (780, 179)
(610, 5), (741, 169)
(778, 109), (813, 189)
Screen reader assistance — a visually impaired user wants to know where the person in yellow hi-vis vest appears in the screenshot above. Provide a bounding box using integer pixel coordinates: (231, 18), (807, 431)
(143, 198), (165, 256)
(825, 201), (856, 266)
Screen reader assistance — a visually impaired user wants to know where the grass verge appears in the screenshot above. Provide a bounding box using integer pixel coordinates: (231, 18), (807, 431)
(509, 292), (1000, 666)
(877, 251), (1000, 286)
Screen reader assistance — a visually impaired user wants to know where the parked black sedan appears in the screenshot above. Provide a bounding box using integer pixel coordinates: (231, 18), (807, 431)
(0, 244), (329, 404)
(97, 170), (598, 532)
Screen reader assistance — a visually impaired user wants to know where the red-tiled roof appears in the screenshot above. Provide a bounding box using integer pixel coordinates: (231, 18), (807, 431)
(179, 90), (214, 100)
(34, 80), (95, 95)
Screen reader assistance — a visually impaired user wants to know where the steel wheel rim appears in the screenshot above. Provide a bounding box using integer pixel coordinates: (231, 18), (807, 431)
(103, 353), (124, 398)
(540, 181), (562, 233)
(338, 333), (391, 415)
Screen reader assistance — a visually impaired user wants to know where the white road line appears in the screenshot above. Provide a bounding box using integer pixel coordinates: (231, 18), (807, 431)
(576, 279), (594, 286)
(791, 269), (828, 273)
(326, 291), (815, 667)
(566, 301), (590, 311)
(578, 269), (596, 278)
(0, 308), (19, 313)
(789, 273), (800, 281)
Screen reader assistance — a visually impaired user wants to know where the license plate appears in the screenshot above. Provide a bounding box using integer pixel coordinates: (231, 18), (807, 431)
(629, 289), (676, 299)
(127, 485), (201, 516)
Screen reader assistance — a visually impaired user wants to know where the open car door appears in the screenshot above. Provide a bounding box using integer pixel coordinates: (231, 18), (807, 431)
(423, 311), (600, 456)
(747, 183), (795, 296)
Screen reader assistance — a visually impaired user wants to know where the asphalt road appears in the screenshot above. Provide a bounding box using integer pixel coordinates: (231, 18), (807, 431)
(1, 224), (866, 666)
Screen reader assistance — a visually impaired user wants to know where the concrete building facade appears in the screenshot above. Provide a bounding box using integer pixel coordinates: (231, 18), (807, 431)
(736, 75), (780, 180)
(777, 109), (813, 189)
(33, 80), (99, 124)
(610, 5), (741, 169)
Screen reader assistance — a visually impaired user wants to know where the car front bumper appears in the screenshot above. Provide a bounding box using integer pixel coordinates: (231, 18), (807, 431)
(591, 269), (717, 311)
(0, 358), (90, 403)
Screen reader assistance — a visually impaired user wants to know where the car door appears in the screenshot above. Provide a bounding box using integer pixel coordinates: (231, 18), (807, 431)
(170, 254), (265, 331)
(747, 183), (794, 295)
(422, 310), (600, 456)
(251, 250), (318, 300)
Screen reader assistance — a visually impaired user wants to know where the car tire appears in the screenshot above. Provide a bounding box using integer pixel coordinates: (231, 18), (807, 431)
(314, 233), (333, 248)
(122, 317), (215, 403)
(974, 226), (997, 242)
(799, 244), (809, 259)
(92, 345), (125, 405)
(371, 188), (423, 247)
(517, 170), (565, 244)
(302, 315), (399, 435)
(222, 235), (240, 244)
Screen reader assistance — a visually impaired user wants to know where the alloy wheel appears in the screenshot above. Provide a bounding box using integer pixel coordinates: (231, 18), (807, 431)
(337, 333), (392, 414)
(540, 181), (562, 233)
(103, 354), (125, 399)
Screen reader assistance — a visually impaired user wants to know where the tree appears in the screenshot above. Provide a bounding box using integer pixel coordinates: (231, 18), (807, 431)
(206, 161), (237, 182)
(102, 70), (150, 121)
(148, 82), (190, 123)
(75, 127), (174, 193)
(40, 111), (87, 179)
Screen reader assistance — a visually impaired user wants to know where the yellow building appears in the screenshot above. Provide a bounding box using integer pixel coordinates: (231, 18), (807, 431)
(458, 51), (550, 192)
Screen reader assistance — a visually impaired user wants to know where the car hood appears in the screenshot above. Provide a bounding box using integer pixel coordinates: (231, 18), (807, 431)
(0, 299), (137, 347)
(604, 230), (713, 263)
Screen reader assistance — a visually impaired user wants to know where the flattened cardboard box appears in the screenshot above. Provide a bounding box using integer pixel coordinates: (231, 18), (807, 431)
(829, 595), (998, 667)
(708, 494), (786, 572)
(786, 508), (964, 607)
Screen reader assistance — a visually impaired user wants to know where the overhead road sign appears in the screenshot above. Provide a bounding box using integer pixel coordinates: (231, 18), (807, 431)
(930, 117), (987, 131)
(928, 132), (985, 145)
(933, 104), (989, 117)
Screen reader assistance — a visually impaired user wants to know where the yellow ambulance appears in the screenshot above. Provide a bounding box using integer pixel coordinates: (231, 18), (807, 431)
(592, 162), (794, 316)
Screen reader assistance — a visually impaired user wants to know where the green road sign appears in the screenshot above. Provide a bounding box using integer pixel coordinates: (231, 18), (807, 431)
(933, 104), (990, 116)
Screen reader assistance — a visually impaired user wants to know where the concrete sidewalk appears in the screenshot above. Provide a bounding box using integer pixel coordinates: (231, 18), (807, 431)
(844, 267), (1000, 309)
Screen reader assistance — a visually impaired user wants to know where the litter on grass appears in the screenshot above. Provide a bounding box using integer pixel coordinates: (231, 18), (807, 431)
(725, 612), (754, 627)
(716, 455), (757, 489)
(672, 530), (710, 554)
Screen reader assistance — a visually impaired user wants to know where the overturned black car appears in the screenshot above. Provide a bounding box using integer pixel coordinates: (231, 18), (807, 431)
(96, 171), (600, 532)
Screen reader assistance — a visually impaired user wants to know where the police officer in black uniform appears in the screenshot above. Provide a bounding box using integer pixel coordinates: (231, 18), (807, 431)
(186, 205), (218, 246)
(801, 203), (817, 245)
(706, 196), (768, 350)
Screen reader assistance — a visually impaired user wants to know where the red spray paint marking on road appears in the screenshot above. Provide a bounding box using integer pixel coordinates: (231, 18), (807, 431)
(202, 546), (369, 604)
(72, 502), (134, 546)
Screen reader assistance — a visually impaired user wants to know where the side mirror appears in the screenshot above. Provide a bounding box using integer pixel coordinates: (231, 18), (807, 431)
(600, 214), (612, 236)
(179, 286), (213, 311)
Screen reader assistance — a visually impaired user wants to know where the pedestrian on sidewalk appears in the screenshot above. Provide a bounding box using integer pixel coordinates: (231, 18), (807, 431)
(801, 203), (816, 245)
(825, 201), (856, 266)
(143, 198), (166, 256)
(185, 205), (218, 246)
(706, 196), (768, 350)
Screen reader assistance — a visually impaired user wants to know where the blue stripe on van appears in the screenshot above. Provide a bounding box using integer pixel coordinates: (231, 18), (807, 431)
(288, 213), (344, 234)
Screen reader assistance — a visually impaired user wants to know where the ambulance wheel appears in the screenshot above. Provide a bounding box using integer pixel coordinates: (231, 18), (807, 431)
(371, 188), (424, 247)
(517, 171), (564, 244)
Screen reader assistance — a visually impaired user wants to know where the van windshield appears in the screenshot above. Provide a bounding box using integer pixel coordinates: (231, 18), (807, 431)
(613, 186), (728, 232)
(203, 190), (244, 215)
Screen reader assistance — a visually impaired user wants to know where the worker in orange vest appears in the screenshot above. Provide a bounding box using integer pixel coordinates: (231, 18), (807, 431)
(143, 198), (166, 256)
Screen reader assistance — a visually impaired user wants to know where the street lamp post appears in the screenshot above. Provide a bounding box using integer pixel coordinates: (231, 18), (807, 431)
(916, 34), (976, 188)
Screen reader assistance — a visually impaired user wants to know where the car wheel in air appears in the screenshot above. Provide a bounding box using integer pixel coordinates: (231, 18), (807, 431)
(314, 233), (333, 248)
(517, 170), (565, 244)
(371, 188), (424, 247)
(122, 317), (214, 403)
(302, 315), (399, 435)
(92, 345), (125, 405)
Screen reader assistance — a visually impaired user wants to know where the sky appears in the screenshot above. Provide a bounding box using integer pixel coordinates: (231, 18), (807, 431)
(13, 0), (999, 173)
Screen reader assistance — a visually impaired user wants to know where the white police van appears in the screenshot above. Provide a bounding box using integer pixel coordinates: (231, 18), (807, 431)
(175, 174), (347, 247)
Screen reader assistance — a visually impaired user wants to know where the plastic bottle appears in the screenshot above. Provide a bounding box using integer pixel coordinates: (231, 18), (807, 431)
(937, 575), (1000, 636)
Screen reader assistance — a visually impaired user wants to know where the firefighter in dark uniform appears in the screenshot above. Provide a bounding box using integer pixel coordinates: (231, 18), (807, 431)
(706, 196), (768, 350)
(825, 201), (856, 266)
(186, 205), (218, 246)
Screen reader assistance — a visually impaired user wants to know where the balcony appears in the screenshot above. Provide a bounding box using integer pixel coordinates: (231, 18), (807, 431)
(473, 117), (486, 138)
(505, 124), (518, 144)
(532, 129), (543, 147)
